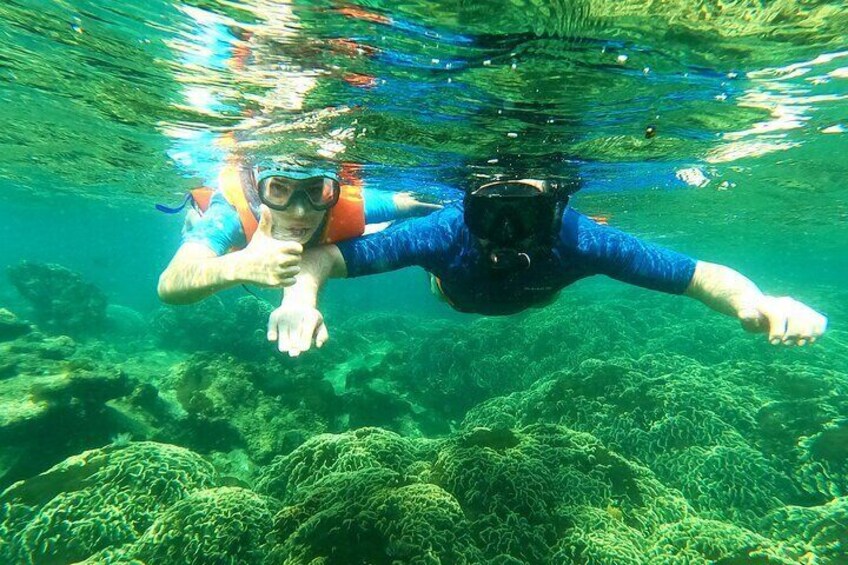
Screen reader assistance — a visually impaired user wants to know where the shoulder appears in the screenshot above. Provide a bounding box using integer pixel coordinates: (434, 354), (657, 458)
(557, 207), (605, 247)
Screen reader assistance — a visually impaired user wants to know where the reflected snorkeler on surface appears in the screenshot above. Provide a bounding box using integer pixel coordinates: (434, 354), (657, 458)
(157, 163), (441, 304)
(270, 178), (827, 356)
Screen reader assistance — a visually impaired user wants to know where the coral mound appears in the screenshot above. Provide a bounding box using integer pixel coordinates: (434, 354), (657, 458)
(0, 442), (217, 564)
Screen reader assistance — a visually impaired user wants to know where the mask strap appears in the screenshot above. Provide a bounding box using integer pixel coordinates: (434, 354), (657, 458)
(155, 193), (192, 214)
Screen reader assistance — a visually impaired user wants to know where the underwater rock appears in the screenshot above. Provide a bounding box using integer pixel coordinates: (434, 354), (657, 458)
(104, 304), (148, 343)
(0, 441), (218, 565)
(0, 332), (135, 488)
(0, 308), (30, 342)
(0, 365), (130, 435)
(6, 261), (108, 337)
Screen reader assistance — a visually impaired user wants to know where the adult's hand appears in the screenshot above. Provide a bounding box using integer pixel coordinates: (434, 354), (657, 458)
(737, 296), (827, 346)
(267, 303), (329, 357)
(234, 205), (302, 287)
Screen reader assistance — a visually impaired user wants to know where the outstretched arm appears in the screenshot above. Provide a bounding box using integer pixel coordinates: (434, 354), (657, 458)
(363, 189), (442, 224)
(573, 213), (827, 346)
(266, 207), (454, 355)
(684, 261), (827, 346)
(267, 245), (346, 356)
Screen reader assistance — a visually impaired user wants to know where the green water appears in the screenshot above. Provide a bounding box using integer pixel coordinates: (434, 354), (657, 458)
(1, 1), (847, 563)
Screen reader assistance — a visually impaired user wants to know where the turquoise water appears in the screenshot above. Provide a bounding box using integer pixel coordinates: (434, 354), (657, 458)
(1, 1), (847, 563)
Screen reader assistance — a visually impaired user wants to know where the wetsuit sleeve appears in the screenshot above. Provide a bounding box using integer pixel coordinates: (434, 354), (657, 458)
(182, 191), (247, 255)
(336, 208), (456, 277)
(572, 212), (696, 294)
(362, 188), (398, 224)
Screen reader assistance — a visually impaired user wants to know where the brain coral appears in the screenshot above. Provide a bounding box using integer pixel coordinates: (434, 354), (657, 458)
(0, 441), (217, 564)
(258, 427), (479, 564)
(126, 486), (281, 564)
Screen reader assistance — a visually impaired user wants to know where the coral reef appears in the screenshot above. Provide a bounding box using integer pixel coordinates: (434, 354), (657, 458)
(151, 295), (274, 361)
(0, 323), (135, 488)
(163, 353), (329, 466)
(0, 287), (845, 563)
(461, 348), (848, 532)
(0, 308), (31, 342)
(123, 487), (281, 564)
(7, 261), (108, 337)
(0, 442), (218, 564)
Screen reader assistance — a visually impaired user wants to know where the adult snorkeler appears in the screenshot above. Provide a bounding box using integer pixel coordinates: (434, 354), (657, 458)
(269, 178), (827, 355)
(157, 162), (440, 304)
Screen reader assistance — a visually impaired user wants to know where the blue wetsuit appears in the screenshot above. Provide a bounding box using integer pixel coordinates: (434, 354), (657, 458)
(183, 188), (399, 256)
(337, 204), (697, 316)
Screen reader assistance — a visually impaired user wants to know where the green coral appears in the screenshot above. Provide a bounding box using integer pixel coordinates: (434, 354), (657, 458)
(0, 442), (217, 564)
(645, 517), (801, 565)
(463, 347), (846, 532)
(257, 426), (423, 500)
(267, 466), (480, 564)
(165, 353), (329, 466)
(433, 424), (693, 563)
(762, 496), (848, 565)
(126, 487), (280, 564)
(151, 296), (274, 361)
(0, 330), (134, 488)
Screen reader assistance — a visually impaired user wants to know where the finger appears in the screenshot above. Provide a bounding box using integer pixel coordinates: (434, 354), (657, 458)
(784, 305), (826, 346)
(275, 241), (303, 255)
(315, 322), (329, 348)
(267, 314), (279, 342)
(758, 300), (789, 344)
(257, 205), (274, 237)
(738, 308), (768, 333)
(276, 253), (302, 268)
(277, 265), (301, 278)
(279, 316), (296, 356)
(782, 304), (809, 345)
(814, 314), (828, 338)
(295, 313), (319, 353)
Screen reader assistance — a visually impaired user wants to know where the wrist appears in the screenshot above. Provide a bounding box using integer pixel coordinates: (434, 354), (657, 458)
(219, 252), (246, 285)
(282, 274), (320, 308)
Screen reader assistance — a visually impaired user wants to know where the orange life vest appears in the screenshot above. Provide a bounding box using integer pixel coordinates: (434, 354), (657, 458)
(190, 164), (366, 247)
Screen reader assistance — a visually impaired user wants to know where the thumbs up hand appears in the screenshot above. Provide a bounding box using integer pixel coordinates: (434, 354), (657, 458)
(233, 205), (303, 287)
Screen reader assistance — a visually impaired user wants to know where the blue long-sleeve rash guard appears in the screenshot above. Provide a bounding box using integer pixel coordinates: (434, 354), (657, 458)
(336, 204), (697, 316)
(183, 188), (400, 256)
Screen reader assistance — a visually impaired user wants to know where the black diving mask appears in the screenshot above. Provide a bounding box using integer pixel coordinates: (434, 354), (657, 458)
(464, 180), (567, 270)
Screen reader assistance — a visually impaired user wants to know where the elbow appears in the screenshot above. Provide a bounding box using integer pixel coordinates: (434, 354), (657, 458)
(157, 272), (177, 304)
(157, 270), (191, 305)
